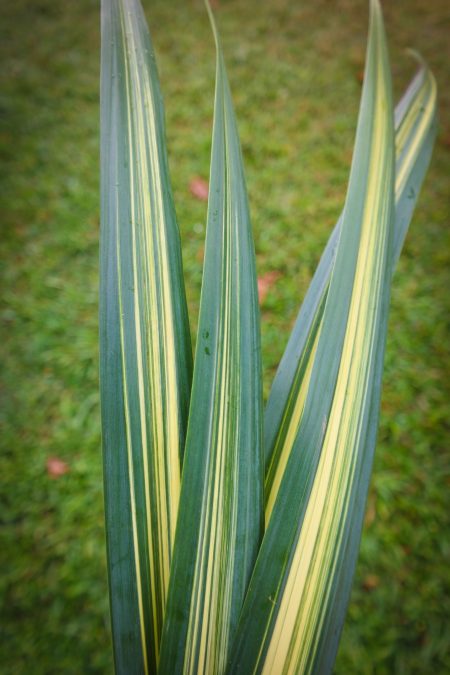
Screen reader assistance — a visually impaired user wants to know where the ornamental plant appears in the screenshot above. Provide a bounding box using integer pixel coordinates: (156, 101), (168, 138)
(99, 0), (437, 673)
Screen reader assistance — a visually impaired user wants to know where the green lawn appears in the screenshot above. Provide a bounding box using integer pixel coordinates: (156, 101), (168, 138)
(1, 0), (449, 672)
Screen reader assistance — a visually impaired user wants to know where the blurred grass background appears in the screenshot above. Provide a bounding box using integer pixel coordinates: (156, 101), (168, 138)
(1, 0), (449, 672)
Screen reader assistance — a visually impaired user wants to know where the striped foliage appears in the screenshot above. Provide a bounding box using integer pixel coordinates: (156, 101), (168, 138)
(228, 1), (398, 671)
(158, 5), (263, 673)
(100, 0), (192, 671)
(99, 0), (437, 673)
(264, 62), (437, 523)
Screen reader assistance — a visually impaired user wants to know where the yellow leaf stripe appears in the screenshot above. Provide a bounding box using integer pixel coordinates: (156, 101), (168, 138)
(183, 158), (242, 675)
(227, 3), (403, 673)
(395, 70), (437, 194)
(261, 3), (394, 671)
(101, 0), (191, 670)
(118, 0), (181, 661)
(265, 324), (321, 523)
(264, 64), (436, 527)
(158, 5), (263, 672)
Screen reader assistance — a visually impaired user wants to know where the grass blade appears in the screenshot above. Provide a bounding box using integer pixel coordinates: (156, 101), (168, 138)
(228, 1), (397, 672)
(264, 62), (437, 521)
(100, 0), (192, 671)
(158, 5), (263, 673)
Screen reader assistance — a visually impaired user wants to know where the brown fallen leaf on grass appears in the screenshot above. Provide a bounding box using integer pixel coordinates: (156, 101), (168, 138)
(189, 177), (209, 201)
(258, 271), (281, 304)
(362, 575), (380, 591)
(46, 457), (70, 479)
(196, 245), (204, 263)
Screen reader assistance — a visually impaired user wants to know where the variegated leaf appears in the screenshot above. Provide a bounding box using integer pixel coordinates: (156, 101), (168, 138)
(264, 61), (437, 523)
(158, 4), (263, 674)
(100, 0), (192, 671)
(228, 2), (401, 672)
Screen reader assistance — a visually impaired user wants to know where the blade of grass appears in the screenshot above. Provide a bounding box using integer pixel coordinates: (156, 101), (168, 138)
(228, 1), (398, 672)
(264, 63), (437, 521)
(100, 0), (192, 671)
(158, 5), (263, 673)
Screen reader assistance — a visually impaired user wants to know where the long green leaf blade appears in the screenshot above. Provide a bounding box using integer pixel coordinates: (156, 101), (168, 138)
(228, 1), (397, 672)
(264, 62), (437, 520)
(100, 0), (192, 671)
(159, 6), (263, 674)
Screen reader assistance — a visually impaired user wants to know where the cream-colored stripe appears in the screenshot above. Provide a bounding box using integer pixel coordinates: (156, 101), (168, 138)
(265, 327), (321, 523)
(117, 5), (151, 671)
(261, 17), (392, 672)
(124, 6), (163, 580)
(140, 53), (181, 563)
(395, 76), (426, 156)
(188, 144), (232, 674)
(183, 81), (241, 673)
(396, 73), (436, 193)
(124, 0), (183, 613)
(117, 278), (150, 675)
(118, 0), (184, 660)
(137, 11), (181, 589)
(264, 71), (435, 527)
(115, 153), (150, 675)
(133, 44), (169, 620)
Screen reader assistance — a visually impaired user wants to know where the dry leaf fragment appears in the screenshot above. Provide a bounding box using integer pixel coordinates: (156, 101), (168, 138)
(258, 271), (281, 304)
(362, 575), (380, 591)
(46, 457), (70, 479)
(189, 177), (209, 201)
